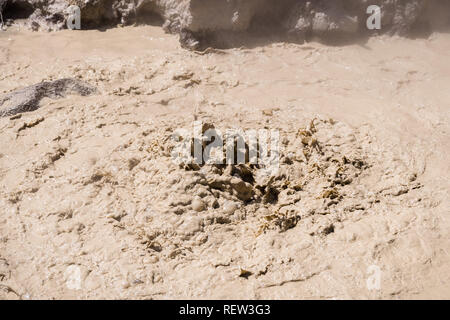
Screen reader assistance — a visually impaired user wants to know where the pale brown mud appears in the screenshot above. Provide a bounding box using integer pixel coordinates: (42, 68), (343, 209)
(0, 26), (449, 299)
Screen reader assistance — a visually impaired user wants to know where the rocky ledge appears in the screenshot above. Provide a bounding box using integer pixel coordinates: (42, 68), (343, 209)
(1, 0), (450, 49)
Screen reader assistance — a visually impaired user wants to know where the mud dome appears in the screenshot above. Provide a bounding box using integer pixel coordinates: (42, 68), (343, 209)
(112, 116), (422, 255)
(1, 0), (450, 48)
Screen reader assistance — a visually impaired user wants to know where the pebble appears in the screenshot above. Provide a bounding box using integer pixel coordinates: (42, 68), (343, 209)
(192, 198), (206, 212)
(121, 280), (130, 289)
(223, 201), (238, 215)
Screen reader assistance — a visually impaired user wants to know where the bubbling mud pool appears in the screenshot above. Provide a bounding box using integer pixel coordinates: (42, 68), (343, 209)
(0, 25), (449, 299)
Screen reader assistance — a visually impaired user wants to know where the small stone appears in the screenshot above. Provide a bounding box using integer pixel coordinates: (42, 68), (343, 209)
(192, 198), (206, 212)
(121, 280), (130, 289)
(223, 201), (238, 215)
(128, 158), (140, 170)
(239, 268), (252, 278)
